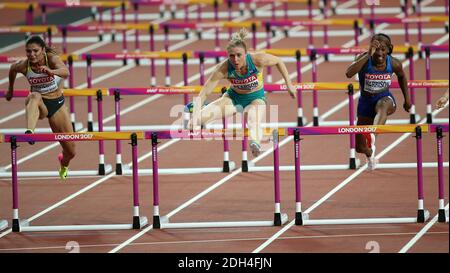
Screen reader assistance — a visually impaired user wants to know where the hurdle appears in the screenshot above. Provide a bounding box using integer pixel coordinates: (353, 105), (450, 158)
(0, 25), (57, 46)
(430, 124), (450, 223)
(0, 131), (148, 232)
(290, 124), (444, 226)
(106, 86), (237, 175)
(422, 45), (449, 124)
(265, 18), (361, 53)
(0, 89), (113, 178)
(149, 128), (288, 229)
(307, 45), (424, 125)
(61, 23), (154, 62)
(0, 2), (36, 25)
(244, 86), (448, 172)
(367, 16), (449, 49)
(83, 51), (189, 132)
(39, 1), (126, 42)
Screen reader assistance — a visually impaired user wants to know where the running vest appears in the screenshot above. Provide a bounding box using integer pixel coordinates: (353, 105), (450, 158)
(227, 54), (264, 93)
(26, 54), (61, 94)
(358, 55), (393, 94)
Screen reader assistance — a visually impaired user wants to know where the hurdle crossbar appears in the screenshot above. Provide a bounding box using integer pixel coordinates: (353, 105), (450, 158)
(2, 132), (148, 232)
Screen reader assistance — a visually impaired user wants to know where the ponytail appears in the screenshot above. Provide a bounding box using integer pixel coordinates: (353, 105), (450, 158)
(226, 28), (248, 52)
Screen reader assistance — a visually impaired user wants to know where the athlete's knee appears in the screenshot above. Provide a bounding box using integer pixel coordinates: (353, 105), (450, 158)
(64, 145), (76, 159)
(355, 144), (366, 154)
(355, 136), (367, 153)
(38, 112), (47, 120)
(28, 92), (42, 101)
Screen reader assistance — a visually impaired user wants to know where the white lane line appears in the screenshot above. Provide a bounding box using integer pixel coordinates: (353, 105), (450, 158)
(398, 204), (449, 253)
(1, 231), (447, 252)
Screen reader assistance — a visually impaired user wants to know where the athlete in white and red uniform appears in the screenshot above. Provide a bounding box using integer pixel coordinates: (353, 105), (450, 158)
(6, 35), (75, 180)
(346, 33), (411, 170)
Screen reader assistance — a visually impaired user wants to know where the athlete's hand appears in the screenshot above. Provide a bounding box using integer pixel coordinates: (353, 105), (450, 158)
(369, 40), (381, 57)
(403, 100), (412, 112)
(5, 89), (13, 101)
(37, 66), (54, 76)
(435, 96), (449, 109)
(287, 83), (297, 99)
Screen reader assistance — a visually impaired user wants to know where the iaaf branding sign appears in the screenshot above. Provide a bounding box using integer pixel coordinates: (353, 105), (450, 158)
(54, 134), (94, 140)
(337, 127), (377, 133)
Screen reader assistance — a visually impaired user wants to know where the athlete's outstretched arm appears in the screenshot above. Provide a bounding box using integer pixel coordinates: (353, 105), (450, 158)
(195, 62), (227, 109)
(391, 57), (411, 112)
(39, 54), (70, 79)
(345, 52), (370, 78)
(253, 52), (296, 98)
(6, 61), (23, 101)
(346, 41), (380, 78)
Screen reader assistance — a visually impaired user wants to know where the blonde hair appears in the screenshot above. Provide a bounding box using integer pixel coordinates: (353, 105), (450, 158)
(227, 28), (248, 52)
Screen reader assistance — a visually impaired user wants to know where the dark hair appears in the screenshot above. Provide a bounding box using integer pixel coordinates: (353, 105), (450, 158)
(371, 33), (393, 55)
(25, 35), (57, 55)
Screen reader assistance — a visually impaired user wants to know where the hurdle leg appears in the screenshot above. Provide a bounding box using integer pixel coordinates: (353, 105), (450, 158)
(10, 137), (28, 232)
(131, 134), (148, 229)
(425, 48), (433, 123)
(11, 137), (20, 232)
(408, 47), (417, 124)
(86, 55), (94, 132)
(149, 25), (156, 86)
(273, 130), (282, 226)
(164, 25), (171, 87)
(151, 133), (161, 229)
(310, 50), (319, 126)
(296, 50), (304, 127)
(133, 3), (141, 66)
(114, 91), (123, 174)
(293, 129), (303, 225)
(436, 127), (447, 223)
(242, 114), (249, 172)
(98, 7), (104, 41)
(67, 55), (79, 132)
(347, 84), (357, 169)
(111, 8), (116, 42)
(121, 2), (128, 66)
(223, 115), (230, 172)
(97, 90), (106, 175)
(415, 126), (427, 223)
